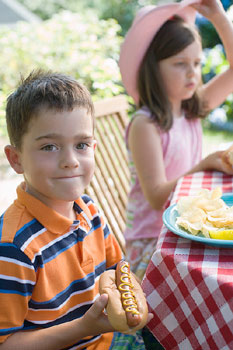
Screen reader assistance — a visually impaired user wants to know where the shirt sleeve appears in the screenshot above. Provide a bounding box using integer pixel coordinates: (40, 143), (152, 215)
(0, 243), (36, 343)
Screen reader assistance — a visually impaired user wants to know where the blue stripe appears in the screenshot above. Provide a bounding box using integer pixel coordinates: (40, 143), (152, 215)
(0, 278), (34, 296)
(81, 194), (93, 204)
(29, 261), (106, 310)
(44, 302), (92, 326)
(0, 325), (24, 336)
(15, 218), (39, 237)
(0, 288), (32, 296)
(34, 219), (104, 269)
(14, 220), (44, 247)
(0, 213), (4, 241)
(92, 216), (102, 229)
(43, 234), (77, 264)
(29, 275), (94, 309)
(103, 224), (111, 239)
(33, 232), (78, 269)
(0, 243), (33, 266)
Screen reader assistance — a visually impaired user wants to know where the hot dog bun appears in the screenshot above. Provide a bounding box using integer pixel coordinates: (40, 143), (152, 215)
(221, 144), (233, 172)
(99, 261), (148, 333)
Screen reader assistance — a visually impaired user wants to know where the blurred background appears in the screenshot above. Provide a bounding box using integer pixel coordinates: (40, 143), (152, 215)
(0, 0), (233, 209)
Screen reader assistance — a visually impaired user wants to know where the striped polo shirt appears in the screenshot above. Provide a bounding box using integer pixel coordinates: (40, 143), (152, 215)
(0, 182), (122, 349)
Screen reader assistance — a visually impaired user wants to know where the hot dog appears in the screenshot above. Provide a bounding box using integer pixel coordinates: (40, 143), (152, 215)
(99, 260), (148, 332)
(116, 260), (141, 327)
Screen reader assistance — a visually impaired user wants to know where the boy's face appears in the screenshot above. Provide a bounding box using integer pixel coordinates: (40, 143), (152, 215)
(12, 107), (96, 210)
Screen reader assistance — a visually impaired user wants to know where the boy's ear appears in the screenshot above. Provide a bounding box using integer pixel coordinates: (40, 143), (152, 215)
(93, 140), (97, 151)
(4, 145), (24, 174)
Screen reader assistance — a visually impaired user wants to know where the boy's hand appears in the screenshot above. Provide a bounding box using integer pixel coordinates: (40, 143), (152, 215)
(82, 292), (154, 336)
(82, 294), (115, 336)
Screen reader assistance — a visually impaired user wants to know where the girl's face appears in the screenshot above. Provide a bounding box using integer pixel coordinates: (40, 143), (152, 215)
(158, 39), (202, 107)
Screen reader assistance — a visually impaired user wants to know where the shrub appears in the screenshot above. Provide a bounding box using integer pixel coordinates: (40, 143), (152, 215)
(0, 10), (124, 136)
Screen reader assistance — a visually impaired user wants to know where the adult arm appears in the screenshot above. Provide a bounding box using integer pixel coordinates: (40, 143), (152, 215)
(194, 0), (233, 110)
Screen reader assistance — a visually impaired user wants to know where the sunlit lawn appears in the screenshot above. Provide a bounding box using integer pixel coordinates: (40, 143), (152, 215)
(202, 127), (233, 156)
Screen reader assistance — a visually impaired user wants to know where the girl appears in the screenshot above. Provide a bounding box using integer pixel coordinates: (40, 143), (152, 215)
(119, 0), (233, 282)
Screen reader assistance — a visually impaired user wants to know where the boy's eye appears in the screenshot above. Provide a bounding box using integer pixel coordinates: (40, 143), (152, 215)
(41, 144), (57, 151)
(76, 143), (88, 150)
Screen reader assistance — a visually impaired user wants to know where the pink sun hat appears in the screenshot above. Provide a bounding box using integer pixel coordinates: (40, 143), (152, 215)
(119, 0), (201, 104)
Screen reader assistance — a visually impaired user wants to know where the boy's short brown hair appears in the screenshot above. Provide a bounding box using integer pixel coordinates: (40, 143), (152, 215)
(6, 69), (95, 149)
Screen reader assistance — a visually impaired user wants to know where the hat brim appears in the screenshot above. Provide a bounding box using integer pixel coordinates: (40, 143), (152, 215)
(119, 0), (200, 103)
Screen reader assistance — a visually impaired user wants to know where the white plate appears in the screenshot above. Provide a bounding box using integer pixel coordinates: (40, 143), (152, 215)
(162, 193), (233, 247)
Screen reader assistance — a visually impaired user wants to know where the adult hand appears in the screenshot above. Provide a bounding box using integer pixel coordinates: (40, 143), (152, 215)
(191, 0), (225, 20)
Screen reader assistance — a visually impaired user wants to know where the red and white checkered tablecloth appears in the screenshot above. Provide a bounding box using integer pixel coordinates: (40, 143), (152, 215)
(142, 171), (233, 350)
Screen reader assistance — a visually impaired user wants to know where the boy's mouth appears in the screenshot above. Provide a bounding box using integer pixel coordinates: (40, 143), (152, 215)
(55, 175), (81, 180)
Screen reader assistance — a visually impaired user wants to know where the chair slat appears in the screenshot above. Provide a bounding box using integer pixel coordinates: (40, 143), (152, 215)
(97, 118), (129, 196)
(85, 95), (130, 254)
(95, 120), (128, 205)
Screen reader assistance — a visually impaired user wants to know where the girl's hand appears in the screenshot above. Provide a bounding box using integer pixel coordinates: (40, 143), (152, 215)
(199, 151), (233, 175)
(191, 0), (225, 20)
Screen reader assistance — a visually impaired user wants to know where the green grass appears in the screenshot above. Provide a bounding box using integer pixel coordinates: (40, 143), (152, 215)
(203, 127), (233, 156)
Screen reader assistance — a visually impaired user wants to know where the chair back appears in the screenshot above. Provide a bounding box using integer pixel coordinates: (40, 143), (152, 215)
(85, 95), (130, 253)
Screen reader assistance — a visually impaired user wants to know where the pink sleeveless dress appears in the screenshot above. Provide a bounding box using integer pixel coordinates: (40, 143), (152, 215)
(124, 106), (203, 242)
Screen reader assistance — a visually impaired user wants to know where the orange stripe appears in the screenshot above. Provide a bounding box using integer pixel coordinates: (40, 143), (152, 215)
(0, 261), (35, 281)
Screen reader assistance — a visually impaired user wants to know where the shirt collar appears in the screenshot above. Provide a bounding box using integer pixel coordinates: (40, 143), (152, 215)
(16, 182), (93, 234)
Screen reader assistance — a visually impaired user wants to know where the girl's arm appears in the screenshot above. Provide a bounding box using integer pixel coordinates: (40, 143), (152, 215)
(128, 115), (233, 211)
(128, 115), (177, 210)
(195, 0), (233, 110)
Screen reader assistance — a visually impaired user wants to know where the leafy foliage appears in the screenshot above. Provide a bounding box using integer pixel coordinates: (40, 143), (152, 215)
(202, 5), (233, 123)
(0, 10), (124, 136)
(1, 1), (233, 138)
(19, 0), (153, 35)
(18, 0), (82, 20)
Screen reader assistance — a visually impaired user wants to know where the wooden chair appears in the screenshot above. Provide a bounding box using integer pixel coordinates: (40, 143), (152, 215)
(85, 95), (130, 254)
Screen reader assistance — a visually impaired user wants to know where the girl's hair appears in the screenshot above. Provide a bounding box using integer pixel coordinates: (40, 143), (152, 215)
(137, 16), (205, 131)
(6, 69), (95, 149)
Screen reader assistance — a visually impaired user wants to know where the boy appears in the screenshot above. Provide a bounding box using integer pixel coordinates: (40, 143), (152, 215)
(0, 70), (147, 349)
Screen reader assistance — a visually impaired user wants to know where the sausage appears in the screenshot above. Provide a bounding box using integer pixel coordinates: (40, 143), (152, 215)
(116, 260), (141, 327)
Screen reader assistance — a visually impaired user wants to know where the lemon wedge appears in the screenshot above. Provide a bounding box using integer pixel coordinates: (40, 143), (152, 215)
(209, 230), (233, 240)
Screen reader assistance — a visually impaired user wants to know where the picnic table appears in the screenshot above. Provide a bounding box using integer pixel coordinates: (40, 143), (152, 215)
(142, 171), (233, 350)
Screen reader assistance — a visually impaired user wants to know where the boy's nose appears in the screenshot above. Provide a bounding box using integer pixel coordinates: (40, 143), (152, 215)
(60, 149), (79, 168)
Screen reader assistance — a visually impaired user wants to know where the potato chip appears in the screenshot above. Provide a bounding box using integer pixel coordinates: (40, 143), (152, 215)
(195, 197), (225, 212)
(176, 217), (202, 235)
(181, 207), (206, 224)
(211, 187), (222, 200)
(175, 187), (233, 239)
(176, 196), (198, 215)
(206, 208), (227, 218)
